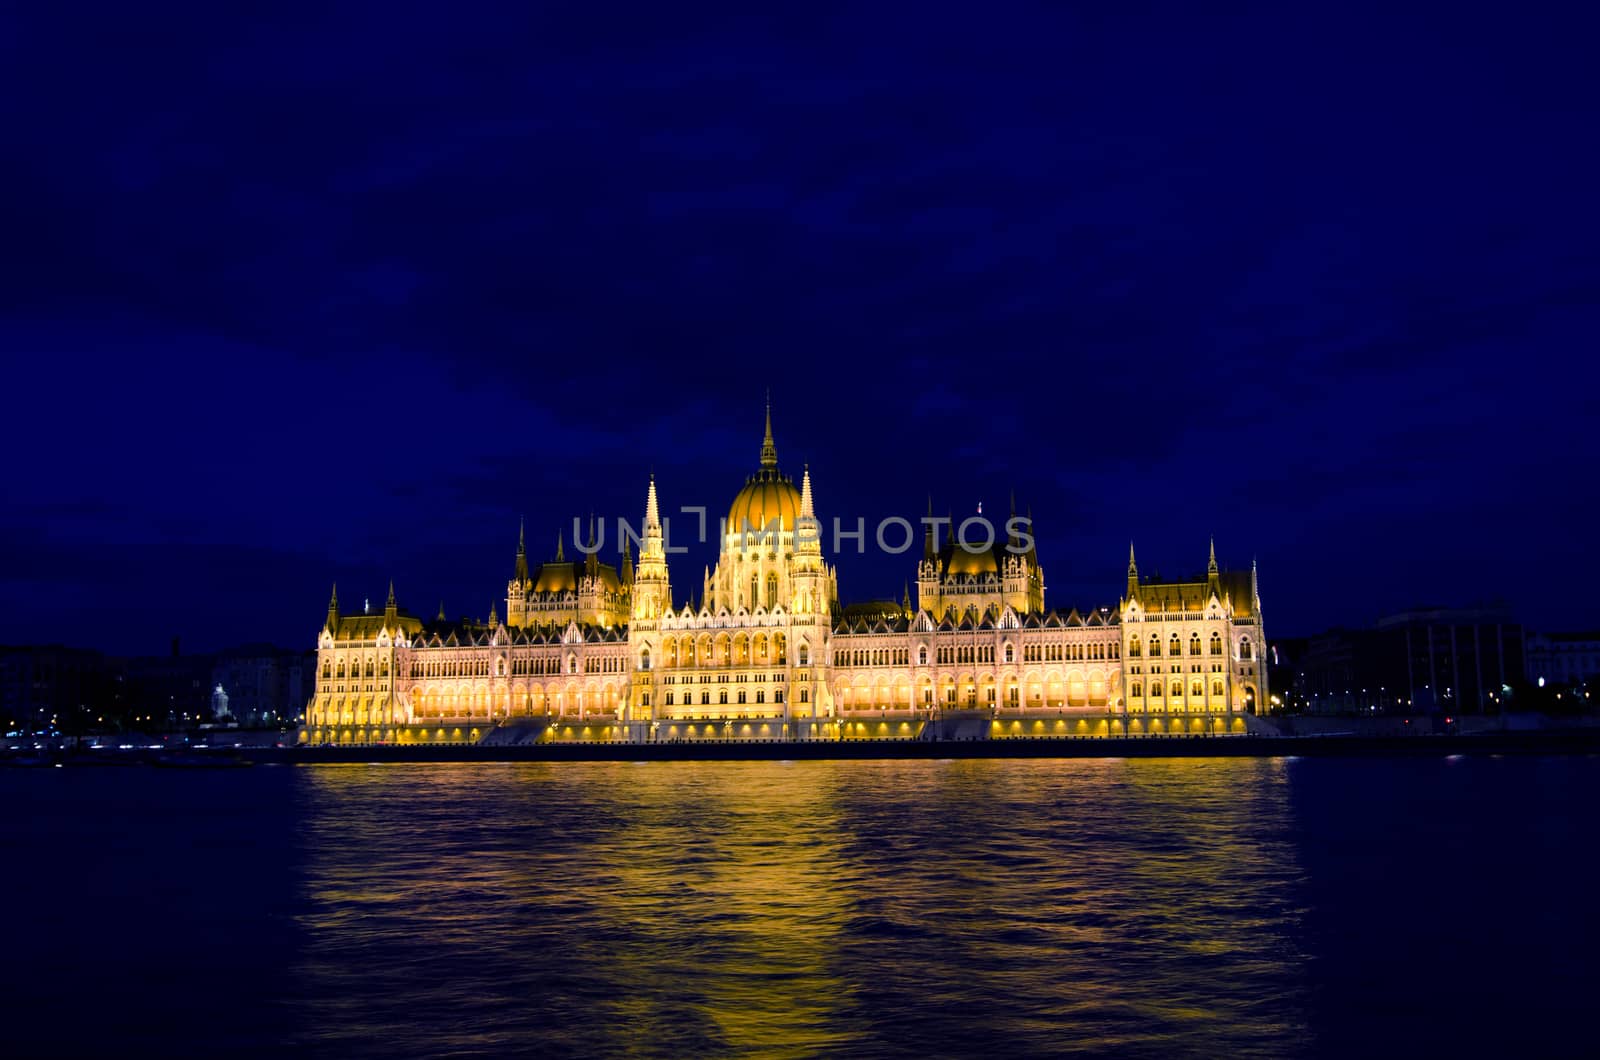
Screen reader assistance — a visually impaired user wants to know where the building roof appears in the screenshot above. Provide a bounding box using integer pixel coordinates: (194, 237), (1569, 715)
(1132, 570), (1255, 618)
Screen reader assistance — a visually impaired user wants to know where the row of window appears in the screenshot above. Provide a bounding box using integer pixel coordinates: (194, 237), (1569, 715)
(664, 689), (801, 706)
(662, 673), (788, 684)
(324, 660), (389, 680)
(655, 643), (804, 667)
(838, 648), (912, 667)
(1129, 680), (1227, 698)
(1128, 633), (1251, 659)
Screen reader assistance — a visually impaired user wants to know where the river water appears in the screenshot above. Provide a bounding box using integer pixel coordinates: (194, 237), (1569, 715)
(2, 756), (1595, 1057)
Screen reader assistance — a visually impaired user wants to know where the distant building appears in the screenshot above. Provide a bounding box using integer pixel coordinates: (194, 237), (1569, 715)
(1297, 606), (1524, 714)
(0, 645), (116, 733)
(210, 645), (315, 727)
(125, 641), (214, 727)
(1526, 632), (1600, 687)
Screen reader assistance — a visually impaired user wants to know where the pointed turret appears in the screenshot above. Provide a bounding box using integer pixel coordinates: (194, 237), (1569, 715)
(923, 496), (936, 561)
(1127, 542), (1139, 598)
(556, 533), (565, 562)
(1207, 537), (1220, 596)
(799, 464), (815, 519)
(619, 534), (634, 584)
(514, 518), (530, 584)
(437, 600), (447, 622)
(633, 476), (672, 618)
(902, 582), (912, 616)
(585, 513), (600, 575)
(759, 395), (778, 470)
(385, 580), (397, 617)
(325, 584), (339, 633)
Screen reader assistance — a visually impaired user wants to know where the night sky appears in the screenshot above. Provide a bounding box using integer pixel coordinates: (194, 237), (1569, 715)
(3, 3), (1595, 655)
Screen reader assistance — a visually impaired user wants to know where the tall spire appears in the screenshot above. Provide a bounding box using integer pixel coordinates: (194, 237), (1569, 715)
(619, 533), (634, 584)
(385, 580), (397, 612)
(437, 600), (447, 622)
(514, 518), (531, 584)
(556, 533), (565, 562)
(1127, 542), (1139, 598)
(759, 394), (777, 470)
(924, 495), (936, 561)
(645, 474), (661, 530)
(1208, 537), (1219, 576)
(799, 463), (815, 518)
(325, 583), (339, 632)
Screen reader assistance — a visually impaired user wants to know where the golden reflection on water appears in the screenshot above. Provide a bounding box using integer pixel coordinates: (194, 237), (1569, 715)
(292, 759), (1307, 1056)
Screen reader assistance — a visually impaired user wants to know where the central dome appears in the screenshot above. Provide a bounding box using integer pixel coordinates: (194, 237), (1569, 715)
(726, 401), (801, 534)
(728, 470), (801, 533)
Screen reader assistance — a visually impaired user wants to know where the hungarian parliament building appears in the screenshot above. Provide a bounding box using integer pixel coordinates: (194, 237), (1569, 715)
(300, 411), (1267, 744)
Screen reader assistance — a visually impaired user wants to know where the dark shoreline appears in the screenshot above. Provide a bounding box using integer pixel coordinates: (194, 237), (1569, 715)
(262, 729), (1600, 764)
(9, 729), (1599, 767)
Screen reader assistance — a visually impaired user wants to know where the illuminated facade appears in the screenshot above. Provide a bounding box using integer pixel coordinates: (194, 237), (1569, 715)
(301, 411), (1267, 744)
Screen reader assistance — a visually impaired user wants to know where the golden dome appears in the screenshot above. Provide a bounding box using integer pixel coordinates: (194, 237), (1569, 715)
(726, 401), (802, 533)
(728, 472), (801, 534)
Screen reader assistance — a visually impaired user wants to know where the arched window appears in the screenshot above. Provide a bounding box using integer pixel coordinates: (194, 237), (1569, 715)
(766, 573), (778, 610)
(1004, 643), (1014, 664)
(1149, 635), (1161, 657)
(1131, 682), (1143, 697)
(1171, 680), (1183, 697)
(918, 646), (928, 666)
(798, 645), (808, 666)
(566, 654), (576, 675)
(749, 575), (758, 608)
(1212, 680), (1223, 696)
(1169, 634), (1181, 657)
(639, 648), (651, 671)
(1190, 634), (1201, 656)
(1129, 638), (1141, 658)
(1210, 632), (1223, 656)
(1240, 638), (1254, 661)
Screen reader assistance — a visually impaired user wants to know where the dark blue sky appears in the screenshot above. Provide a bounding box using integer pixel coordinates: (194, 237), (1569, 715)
(2, 3), (1595, 654)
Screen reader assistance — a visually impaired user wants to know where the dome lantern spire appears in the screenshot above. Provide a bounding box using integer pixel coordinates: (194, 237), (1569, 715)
(759, 393), (777, 470)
